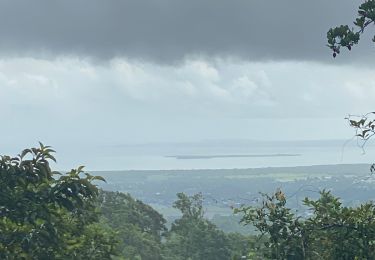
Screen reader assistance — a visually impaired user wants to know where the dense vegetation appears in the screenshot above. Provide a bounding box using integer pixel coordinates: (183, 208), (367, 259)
(3, 145), (375, 259)
(0, 145), (261, 259)
(0, 144), (118, 259)
(238, 189), (375, 259)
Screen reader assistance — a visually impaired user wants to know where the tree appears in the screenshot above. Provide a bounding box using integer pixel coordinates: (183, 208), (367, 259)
(236, 190), (306, 259)
(327, 0), (375, 57)
(0, 144), (118, 259)
(237, 189), (375, 259)
(303, 191), (375, 259)
(98, 190), (167, 260)
(163, 193), (232, 260)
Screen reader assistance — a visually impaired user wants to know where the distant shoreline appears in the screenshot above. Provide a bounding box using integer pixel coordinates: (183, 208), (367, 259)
(165, 154), (301, 160)
(90, 163), (371, 174)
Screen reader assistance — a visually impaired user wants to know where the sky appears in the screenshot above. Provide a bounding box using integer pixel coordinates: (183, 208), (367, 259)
(1, 0), (375, 169)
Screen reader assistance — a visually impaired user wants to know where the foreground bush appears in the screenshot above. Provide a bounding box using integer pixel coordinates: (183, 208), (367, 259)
(238, 189), (375, 259)
(0, 144), (118, 259)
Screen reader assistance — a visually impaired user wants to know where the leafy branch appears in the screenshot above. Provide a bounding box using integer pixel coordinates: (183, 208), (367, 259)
(327, 0), (375, 57)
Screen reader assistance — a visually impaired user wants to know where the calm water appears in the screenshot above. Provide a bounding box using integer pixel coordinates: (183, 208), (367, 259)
(67, 140), (375, 171)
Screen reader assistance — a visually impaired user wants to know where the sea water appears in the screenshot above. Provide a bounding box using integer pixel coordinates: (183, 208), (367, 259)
(62, 140), (375, 171)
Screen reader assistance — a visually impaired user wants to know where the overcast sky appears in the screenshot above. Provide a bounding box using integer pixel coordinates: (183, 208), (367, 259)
(1, 0), (375, 169)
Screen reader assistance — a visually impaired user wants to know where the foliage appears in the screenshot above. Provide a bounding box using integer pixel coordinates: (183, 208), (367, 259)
(0, 144), (118, 259)
(163, 193), (232, 260)
(0, 144), (259, 260)
(98, 190), (167, 260)
(98, 191), (260, 259)
(341, 112), (375, 174)
(303, 192), (375, 259)
(327, 0), (375, 57)
(238, 189), (375, 259)
(236, 189), (305, 259)
(327, 1), (375, 173)
(226, 232), (265, 260)
(13, 145), (374, 259)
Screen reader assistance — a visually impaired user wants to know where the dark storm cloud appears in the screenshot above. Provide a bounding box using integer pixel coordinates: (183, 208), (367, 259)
(0, 0), (367, 62)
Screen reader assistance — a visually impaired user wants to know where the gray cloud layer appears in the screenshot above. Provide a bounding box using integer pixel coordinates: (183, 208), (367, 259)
(0, 0), (368, 62)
